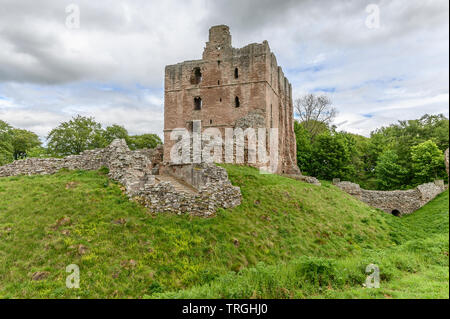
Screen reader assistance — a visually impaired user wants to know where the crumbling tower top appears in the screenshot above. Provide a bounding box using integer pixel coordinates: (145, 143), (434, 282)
(202, 25), (232, 60)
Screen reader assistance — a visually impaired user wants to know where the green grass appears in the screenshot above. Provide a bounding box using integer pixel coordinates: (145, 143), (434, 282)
(0, 165), (448, 298)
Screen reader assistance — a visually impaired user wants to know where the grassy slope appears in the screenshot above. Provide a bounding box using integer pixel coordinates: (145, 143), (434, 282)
(0, 165), (447, 298)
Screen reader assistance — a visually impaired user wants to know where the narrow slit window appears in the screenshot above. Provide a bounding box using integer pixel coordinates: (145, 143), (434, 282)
(234, 68), (239, 79)
(194, 97), (202, 110)
(235, 96), (240, 108)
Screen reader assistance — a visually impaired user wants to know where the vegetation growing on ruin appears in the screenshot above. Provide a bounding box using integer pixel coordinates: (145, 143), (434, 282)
(0, 165), (447, 298)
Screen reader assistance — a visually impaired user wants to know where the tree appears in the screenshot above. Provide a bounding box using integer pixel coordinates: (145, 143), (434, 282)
(294, 94), (337, 140)
(307, 132), (355, 180)
(375, 150), (408, 190)
(294, 121), (313, 174)
(26, 146), (50, 158)
(417, 114), (449, 151)
(370, 114), (449, 187)
(411, 140), (446, 184)
(10, 129), (41, 160)
(103, 125), (129, 145)
(0, 120), (13, 165)
(47, 115), (105, 156)
(0, 120), (11, 135)
(128, 134), (162, 150)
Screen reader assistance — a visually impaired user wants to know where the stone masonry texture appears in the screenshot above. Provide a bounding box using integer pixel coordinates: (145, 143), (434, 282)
(163, 25), (300, 175)
(335, 180), (446, 216)
(0, 139), (241, 217)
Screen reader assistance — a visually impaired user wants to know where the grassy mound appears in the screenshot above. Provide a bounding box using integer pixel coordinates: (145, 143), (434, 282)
(0, 165), (447, 298)
(151, 180), (449, 299)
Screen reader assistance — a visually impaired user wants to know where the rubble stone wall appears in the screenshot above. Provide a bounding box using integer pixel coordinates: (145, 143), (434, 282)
(335, 181), (445, 216)
(138, 164), (242, 217)
(0, 139), (241, 217)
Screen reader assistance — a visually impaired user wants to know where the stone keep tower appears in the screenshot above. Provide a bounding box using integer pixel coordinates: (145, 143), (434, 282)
(163, 25), (300, 174)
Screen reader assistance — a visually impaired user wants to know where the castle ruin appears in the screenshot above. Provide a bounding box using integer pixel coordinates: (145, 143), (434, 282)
(163, 25), (300, 175)
(0, 25), (307, 217)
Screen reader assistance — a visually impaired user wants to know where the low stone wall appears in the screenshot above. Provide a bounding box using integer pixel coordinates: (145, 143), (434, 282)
(0, 139), (241, 217)
(335, 180), (445, 216)
(282, 174), (321, 186)
(0, 151), (107, 177)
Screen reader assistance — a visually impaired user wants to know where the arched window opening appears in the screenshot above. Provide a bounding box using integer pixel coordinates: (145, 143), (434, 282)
(235, 96), (240, 108)
(194, 97), (202, 110)
(234, 68), (239, 79)
(191, 67), (202, 85)
(391, 209), (401, 217)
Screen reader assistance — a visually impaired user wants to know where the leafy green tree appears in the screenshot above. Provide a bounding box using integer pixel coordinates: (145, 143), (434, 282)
(349, 134), (373, 181)
(0, 120), (13, 165)
(26, 146), (51, 158)
(10, 129), (41, 159)
(308, 132), (355, 180)
(370, 114), (449, 187)
(294, 121), (313, 174)
(411, 140), (446, 184)
(0, 120), (11, 134)
(47, 115), (106, 156)
(103, 125), (129, 145)
(417, 114), (449, 151)
(375, 150), (408, 190)
(128, 134), (162, 150)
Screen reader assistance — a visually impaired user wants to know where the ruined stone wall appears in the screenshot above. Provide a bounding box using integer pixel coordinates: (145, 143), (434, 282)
(0, 139), (241, 217)
(335, 181), (446, 216)
(163, 25), (299, 174)
(141, 163), (241, 217)
(0, 150), (108, 177)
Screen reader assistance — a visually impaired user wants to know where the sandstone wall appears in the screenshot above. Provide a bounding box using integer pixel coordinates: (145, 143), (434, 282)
(163, 25), (299, 175)
(335, 181), (445, 216)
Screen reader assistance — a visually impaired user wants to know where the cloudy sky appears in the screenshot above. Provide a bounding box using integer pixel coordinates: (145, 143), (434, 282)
(0, 0), (448, 140)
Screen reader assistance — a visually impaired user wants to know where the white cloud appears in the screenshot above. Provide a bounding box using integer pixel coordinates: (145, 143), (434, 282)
(0, 0), (448, 139)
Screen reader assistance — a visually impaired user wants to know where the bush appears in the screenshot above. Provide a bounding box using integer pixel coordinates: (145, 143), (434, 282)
(294, 256), (340, 287)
